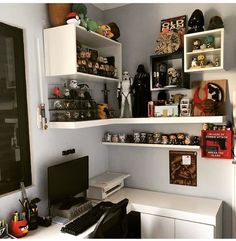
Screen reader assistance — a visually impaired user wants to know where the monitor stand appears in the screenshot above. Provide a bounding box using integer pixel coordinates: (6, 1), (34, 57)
(59, 196), (87, 210)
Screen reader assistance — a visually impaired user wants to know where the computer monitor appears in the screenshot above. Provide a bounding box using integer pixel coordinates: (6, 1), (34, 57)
(47, 156), (88, 206)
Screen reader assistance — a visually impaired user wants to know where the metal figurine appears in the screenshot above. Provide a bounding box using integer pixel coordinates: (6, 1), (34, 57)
(117, 71), (133, 118)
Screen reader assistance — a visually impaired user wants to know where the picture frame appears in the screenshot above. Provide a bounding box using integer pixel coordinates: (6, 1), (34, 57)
(169, 150), (197, 186)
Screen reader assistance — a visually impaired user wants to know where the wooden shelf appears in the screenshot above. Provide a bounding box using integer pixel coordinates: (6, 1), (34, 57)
(102, 142), (200, 150)
(49, 116), (226, 129)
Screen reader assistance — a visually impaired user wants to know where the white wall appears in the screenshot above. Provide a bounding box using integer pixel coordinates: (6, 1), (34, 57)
(0, 3), (109, 220)
(104, 3), (236, 238)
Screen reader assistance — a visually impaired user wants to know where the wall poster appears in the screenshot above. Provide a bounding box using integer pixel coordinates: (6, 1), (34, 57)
(169, 150), (197, 186)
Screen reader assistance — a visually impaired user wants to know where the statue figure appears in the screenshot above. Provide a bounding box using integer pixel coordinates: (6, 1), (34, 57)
(131, 64), (151, 117)
(188, 9), (204, 33)
(117, 71), (133, 118)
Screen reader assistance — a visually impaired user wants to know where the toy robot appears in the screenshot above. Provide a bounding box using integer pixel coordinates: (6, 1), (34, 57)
(117, 71), (133, 118)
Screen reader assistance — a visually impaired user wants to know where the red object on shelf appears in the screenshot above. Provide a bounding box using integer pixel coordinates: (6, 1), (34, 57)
(201, 130), (232, 159)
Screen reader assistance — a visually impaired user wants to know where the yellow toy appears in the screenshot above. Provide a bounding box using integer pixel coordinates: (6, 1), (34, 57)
(96, 25), (114, 39)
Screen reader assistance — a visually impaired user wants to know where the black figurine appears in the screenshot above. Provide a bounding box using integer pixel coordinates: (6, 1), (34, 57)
(187, 9), (204, 33)
(207, 16), (224, 30)
(131, 64), (151, 117)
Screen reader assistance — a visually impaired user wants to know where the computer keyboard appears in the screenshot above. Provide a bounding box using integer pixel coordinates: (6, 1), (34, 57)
(60, 201), (114, 236)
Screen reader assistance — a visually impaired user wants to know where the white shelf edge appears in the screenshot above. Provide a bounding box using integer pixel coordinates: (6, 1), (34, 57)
(185, 66), (224, 72)
(46, 72), (121, 83)
(184, 28), (224, 37)
(49, 116), (226, 129)
(102, 142), (200, 149)
(75, 25), (122, 47)
(186, 48), (221, 55)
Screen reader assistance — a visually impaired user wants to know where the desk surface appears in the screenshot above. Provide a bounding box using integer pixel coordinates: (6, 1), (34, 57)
(24, 187), (222, 239)
(106, 187), (222, 225)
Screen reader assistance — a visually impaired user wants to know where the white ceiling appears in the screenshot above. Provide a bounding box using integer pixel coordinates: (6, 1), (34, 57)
(93, 3), (129, 10)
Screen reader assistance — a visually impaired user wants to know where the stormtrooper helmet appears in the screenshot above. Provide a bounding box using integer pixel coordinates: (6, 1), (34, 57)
(69, 79), (78, 89)
(122, 71), (130, 81)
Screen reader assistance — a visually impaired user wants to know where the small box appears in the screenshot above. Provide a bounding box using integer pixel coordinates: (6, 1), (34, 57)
(154, 105), (179, 117)
(201, 130), (232, 159)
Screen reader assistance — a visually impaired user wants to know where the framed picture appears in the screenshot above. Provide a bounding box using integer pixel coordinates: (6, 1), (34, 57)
(160, 15), (187, 48)
(192, 79), (226, 116)
(169, 150), (197, 186)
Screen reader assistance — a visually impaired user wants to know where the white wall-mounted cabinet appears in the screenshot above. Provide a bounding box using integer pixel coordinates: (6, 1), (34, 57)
(184, 28), (224, 72)
(43, 24), (122, 82)
(141, 213), (216, 239)
(141, 213), (175, 238)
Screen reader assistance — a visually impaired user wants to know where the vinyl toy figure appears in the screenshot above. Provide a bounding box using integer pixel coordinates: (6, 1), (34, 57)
(117, 71), (133, 118)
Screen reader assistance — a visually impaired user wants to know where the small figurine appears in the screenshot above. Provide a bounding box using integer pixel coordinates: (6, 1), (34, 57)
(167, 67), (180, 86)
(117, 71), (133, 118)
(161, 134), (169, 144)
(140, 132), (147, 143)
(188, 9), (204, 33)
(192, 136), (200, 145)
(133, 132), (140, 143)
(153, 132), (161, 144)
(197, 54), (206, 67)
(177, 133), (185, 145)
(69, 79), (78, 99)
(52, 86), (62, 98)
(205, 35), (215, 48)
(118, 133), (126, 143)
(192, 39), (201, 50)
(78, 50), (87, 73)
(53, 100), (63, 109)
(87, 60), (93, 74)
(169, 134), (177, 144)
(93, 62), (100, 75)
(63, 87), (70, 98)
(66, 12), (80, 24)
(191, 57), (198, 68)
(184, 135), (191, 145)
(214, 57), (220, 67)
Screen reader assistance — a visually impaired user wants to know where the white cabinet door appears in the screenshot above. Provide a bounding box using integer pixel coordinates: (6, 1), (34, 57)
(141, 213), (174, 238)
(175, 219), (215, 239)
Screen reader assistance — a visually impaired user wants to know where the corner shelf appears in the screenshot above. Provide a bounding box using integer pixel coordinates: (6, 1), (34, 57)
(102, 142), (200, 150)
(49, 116), (226, 129)
(184, 28), (224, 72)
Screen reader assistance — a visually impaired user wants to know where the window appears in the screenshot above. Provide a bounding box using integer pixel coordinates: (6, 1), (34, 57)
(0, 22), (31, 195)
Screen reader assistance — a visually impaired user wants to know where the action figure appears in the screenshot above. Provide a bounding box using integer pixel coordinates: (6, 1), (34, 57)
(117, 71), (133, 118)
(131, 64), (151, 117)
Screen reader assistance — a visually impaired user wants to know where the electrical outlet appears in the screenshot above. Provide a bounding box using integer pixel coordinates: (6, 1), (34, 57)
(62, 148), (75, 156)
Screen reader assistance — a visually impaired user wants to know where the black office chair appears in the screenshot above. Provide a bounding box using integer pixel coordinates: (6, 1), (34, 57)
(91, 198), (129, 239)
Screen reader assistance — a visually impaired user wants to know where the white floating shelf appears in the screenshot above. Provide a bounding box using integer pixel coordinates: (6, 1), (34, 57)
(49, 116), (226, 129)
(186, 48), (221, 56)
(47, 71), (121, 83)
(102, 142), (200, 150)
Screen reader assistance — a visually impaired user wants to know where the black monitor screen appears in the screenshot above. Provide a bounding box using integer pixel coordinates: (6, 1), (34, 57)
(48, 156), (88, 205)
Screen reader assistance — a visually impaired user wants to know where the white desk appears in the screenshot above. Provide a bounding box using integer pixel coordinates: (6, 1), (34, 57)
(24, 187), (222, 239)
